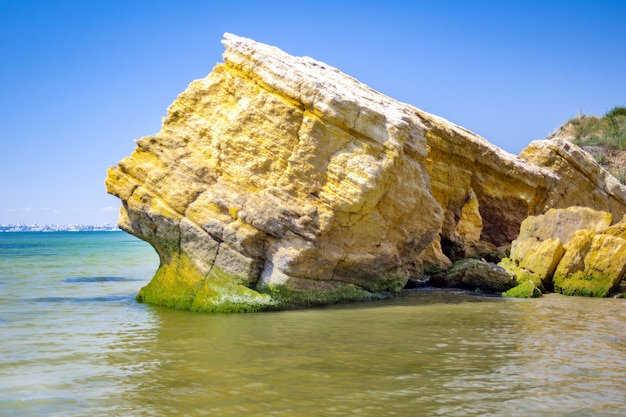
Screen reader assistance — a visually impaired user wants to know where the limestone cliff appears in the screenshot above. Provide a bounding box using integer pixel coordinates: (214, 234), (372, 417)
(106, 34), (626, 311)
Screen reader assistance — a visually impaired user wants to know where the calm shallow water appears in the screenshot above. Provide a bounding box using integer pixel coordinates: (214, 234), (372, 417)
(1, 232), (626, 416)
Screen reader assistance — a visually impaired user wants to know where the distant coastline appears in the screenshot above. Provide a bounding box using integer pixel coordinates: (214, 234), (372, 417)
(0, 223), (120, 232)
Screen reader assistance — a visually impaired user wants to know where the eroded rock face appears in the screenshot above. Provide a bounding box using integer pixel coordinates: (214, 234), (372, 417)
(422, 133), (626, 269)
(107, 33), (445, 311)
(106, 34), (626, 311)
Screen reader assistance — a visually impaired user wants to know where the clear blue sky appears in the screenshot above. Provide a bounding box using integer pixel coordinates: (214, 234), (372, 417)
(1, 0), (625, 225)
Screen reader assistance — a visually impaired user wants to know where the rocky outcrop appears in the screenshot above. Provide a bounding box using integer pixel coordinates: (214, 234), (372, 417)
(106, 34), (626, 311)
(501, 207), (626, 297)
(423, 134), (626, 269)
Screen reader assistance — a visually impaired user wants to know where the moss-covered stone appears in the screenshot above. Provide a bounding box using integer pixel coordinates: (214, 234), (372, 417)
(190, 265), (275, 312)
(136, 252), (205, 310)
(356, 273), (408, 294)
(137, 252), (274, 313)
(137, 249), (393, 312)
(498, 257), (546, 291)
(553, 271), (616, 297)
(503, 281), (542, 298)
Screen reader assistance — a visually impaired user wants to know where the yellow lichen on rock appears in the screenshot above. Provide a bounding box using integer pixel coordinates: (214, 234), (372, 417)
(552, 230), (594, 280)
(516, 207), (612, 243)
(604, 214), (626, 238)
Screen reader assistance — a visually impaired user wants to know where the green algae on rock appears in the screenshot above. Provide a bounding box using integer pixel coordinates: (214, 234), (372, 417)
(503, 281), (543, 298)
(136, 252), (275, 313)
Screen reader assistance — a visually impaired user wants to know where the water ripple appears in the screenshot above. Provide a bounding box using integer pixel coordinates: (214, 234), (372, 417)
(29, 295), (135, 303)
(62, 276), (142, 283)
(3, 235), (626, 417)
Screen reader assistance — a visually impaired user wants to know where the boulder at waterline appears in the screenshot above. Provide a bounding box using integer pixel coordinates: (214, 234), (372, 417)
(553, 227), (626, 297)
(501, 207), (626, 297)
(429, 258), (518, 293)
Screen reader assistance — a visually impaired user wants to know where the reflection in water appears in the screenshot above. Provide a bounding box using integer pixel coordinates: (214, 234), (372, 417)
(495, 296), (626, 416)
(0, 296), (161, 417)
(102, 291), (626, 417)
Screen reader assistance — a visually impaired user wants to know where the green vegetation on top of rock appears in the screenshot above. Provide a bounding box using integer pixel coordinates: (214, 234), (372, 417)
(568, 106), (626, 150)
(548, 105), (626, 184)
(605, 106), (626, 119)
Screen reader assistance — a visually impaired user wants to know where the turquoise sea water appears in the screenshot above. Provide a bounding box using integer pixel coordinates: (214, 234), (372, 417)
(1, 231), (626, 416)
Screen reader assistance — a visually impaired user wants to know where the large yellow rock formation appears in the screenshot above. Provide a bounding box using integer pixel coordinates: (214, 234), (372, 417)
(106, 34), (626, 311)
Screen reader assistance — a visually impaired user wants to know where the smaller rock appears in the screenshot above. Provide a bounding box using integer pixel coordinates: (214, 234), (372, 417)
(505, 206), (612, 288)
(444, 259), (518, 293)
(501, 207), (626, 297)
